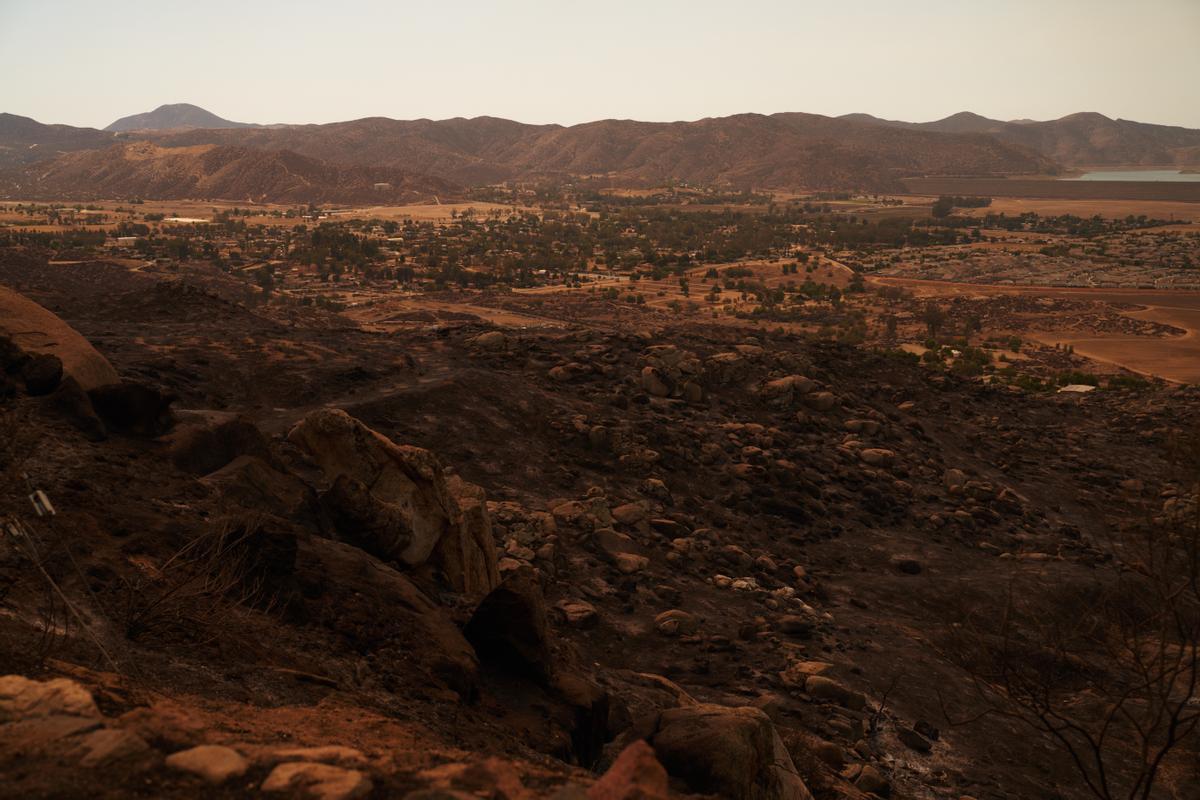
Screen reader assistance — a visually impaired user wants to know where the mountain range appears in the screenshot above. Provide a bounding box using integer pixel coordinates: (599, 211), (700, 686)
(2, 105), (1199, 202)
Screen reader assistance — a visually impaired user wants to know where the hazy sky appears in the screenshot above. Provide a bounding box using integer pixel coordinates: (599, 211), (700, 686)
(2, 0), (1198, 129)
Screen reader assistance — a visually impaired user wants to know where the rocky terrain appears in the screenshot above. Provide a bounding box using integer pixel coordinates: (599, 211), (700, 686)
(2, 249), (1198, 799)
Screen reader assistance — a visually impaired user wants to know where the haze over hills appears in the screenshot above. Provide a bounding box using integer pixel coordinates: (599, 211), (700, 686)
(2, 104), (1199, 200)
(104, 103), (258, 133)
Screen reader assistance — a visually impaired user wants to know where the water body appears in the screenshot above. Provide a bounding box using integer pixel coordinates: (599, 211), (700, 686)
(1064, 169), (1200, 182)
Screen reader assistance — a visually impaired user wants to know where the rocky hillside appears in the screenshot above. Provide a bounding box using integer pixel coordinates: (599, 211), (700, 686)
(0, 141), (458, 204)
(105, 103), (257, 133)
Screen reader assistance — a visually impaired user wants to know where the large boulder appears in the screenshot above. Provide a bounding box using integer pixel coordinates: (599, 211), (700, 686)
(0, 287), (120, 391)
(464, 569), (552, 684)
(287, 409), (498, 595)
(296, 537), (481, 698)
(163, 411), (273, 475)
(89, 380), (175, 437)
(201, 455), (320, 526)
(646, 704), (813, 800)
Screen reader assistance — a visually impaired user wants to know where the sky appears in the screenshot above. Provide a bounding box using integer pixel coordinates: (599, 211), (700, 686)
(2, 0), (1198, 130)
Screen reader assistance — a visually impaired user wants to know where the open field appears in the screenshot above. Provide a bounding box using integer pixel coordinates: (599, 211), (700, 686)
(903, 177), (1200, 202)
(951, 196), (1200, 223)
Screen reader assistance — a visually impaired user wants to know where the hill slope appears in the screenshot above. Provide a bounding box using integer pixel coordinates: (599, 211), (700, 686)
(0, 113), (115, 168)
(105, 103), (256, 132)
(844, 111), (1200, 167)
(0, 141), (457, 203)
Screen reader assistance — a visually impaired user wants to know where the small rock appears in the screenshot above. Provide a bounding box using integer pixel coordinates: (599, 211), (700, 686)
(859, 449), (896, 468)
(889, 555), (922, 575)
(776, 615), (814, 638)
(655, 609), (699, 637)
(555, 599), (600, 628)
(804, 392), (837, 412)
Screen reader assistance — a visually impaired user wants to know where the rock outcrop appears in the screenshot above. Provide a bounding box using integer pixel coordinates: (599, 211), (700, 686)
(0, 287), (119, 391)
(642, 704), (814, 800)
(287, 409), (499, 595)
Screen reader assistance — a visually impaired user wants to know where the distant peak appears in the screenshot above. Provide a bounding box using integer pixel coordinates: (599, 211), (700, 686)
(104, 103), (256, 133)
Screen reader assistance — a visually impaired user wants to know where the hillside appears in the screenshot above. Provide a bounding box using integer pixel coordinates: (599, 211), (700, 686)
(105, 103), (257, 133)
(845, 111), (1200, 167)
(0, 113), (115, 168)
(0, 141), (457, 204)
(5, 108), (1200, 195)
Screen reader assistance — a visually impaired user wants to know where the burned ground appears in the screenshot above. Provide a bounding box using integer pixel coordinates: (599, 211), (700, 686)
(2, 253), (1199, 799)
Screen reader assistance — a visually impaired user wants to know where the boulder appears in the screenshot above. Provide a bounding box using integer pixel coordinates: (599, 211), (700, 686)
(261, 761), (373, 799)
(296, 537), (481, 698)
(640, 367), (672, 398)
(163, 411), (272, 475)
(803, 676), (866, 711)
(859, 449), (896, 469)
(20, 353), (63, 396)
(268, 746), (367, 768)
(0, 287), (120, 391)
(803, 392), (837, 412)
(74, 727), (152, 768)
(288, 409), (498, 595)
(647, 704), (813, 800)
(943, 468), (967, 492)
(654, 610), (699, 637)
(470, 331), (509, 352)
(43, 377), (106, 440)
(165, 744), (249, 784)
(760, 376), (816, 407)
(201, 455), (319, 526)
(89, 380), (175, 437)
(464, 569), (552, 684)
(704, 352), (749, 386)
(441, 476), (501, 598)
(0, 676), (99, 721)
(588, 740), (669, 800)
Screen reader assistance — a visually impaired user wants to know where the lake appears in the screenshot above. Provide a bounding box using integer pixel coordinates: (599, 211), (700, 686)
(1065, 169), (1200, 182)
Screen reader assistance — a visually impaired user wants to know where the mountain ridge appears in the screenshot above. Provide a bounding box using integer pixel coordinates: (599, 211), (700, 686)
(3, 107), (1199, 198)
